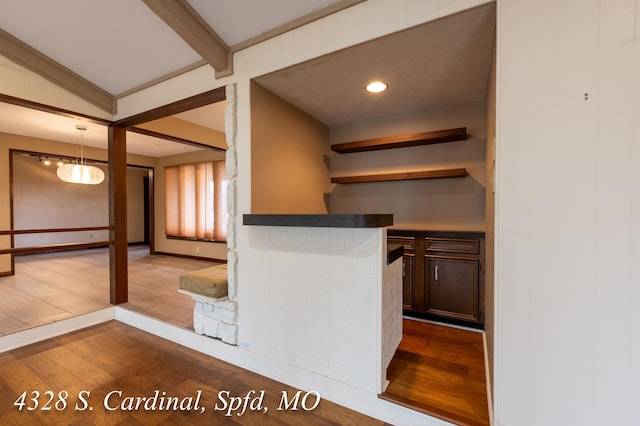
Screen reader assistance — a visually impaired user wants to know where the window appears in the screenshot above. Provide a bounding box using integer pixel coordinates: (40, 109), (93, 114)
(164, 161), (227, 241)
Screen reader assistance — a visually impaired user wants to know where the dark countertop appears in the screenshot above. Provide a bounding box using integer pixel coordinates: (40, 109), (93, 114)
(387, 244), (404, 265)
(243, 214), (393, 228)
(388, 229), (485, 239)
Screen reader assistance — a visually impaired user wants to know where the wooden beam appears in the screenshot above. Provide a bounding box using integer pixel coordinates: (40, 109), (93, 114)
(114, 86), (226, 127)
(0, 226), (112, 236)
(141, 0), (232, 77)
(0, 28), (115, 114)
(0, 241), (113, 256)
(109, 126), (128, 304)
(127, 126), (226, 152)
(0, 94), (112, 126)
(147, 170), (155, 255)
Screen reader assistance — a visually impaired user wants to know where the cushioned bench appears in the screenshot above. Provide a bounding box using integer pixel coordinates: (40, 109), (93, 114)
(179, 263), (228, 300)
(178, 263), (237, 345)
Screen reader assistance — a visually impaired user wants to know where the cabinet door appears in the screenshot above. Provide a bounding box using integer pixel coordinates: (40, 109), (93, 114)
(425, 256), (479, 322)
(401, 254), (415, 310)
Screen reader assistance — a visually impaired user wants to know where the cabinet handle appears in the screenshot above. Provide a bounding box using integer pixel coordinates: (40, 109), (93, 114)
(435, 265), (439, 281)
(402, 262), (405, 277)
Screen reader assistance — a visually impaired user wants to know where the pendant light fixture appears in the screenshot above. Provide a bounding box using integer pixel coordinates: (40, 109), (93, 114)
(57, 125), (105, 185)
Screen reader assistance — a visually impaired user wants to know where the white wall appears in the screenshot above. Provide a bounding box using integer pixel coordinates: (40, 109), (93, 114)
(496, 1), (640, 425)
(0, 54), (112, 120)
(243, 226), (387, 393)
(484, 33), (496, 395)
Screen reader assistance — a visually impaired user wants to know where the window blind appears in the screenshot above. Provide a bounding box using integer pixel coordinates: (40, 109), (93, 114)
(164, 160), (226, 241)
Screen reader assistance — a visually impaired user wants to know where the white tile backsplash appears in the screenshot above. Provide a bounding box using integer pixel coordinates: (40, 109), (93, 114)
(245, 225), (398, 393)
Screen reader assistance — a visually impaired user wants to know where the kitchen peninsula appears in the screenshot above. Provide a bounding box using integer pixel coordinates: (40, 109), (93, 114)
(243, 214), (403, 395)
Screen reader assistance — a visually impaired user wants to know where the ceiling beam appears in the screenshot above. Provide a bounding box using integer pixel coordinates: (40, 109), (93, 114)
(0, 28), (115, 114)
(114, 86), (226, 128)
(141, 0), (232, 78)
(231, 0), (367, 52)
(0, 93), (112, 126)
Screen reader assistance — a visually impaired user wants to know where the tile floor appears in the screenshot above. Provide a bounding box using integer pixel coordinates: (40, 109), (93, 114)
(0, 246), (220, 336)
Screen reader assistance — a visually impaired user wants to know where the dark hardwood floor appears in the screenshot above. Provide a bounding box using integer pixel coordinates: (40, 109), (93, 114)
(382, 319), (490, 426)
(1, 249), (490, 424)
(0, 321), (383, 425)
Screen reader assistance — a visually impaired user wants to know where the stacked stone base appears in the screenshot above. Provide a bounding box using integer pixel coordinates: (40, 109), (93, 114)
(180, 290), (238, 345)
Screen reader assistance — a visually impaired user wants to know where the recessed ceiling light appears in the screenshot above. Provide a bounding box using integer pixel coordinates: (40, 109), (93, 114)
(365, 81), (388, 93)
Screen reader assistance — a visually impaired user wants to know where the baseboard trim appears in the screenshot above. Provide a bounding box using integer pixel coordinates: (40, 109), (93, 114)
(0, 307), (115, 353)
(114, 307), (447, 426)
(405, 315), (483, 333)
(153, 251), (227, 263)
(483, 332), (494, 425)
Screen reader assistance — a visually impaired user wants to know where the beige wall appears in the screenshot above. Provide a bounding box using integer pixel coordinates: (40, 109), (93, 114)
(12, 154), (110, 247)
(250, 82), (330, 214)
(138, 116), (227, 150)
(330, 101), (486, 231)
(154, 149), (227, 260)
(0, 132), (113, 273)
(127, 167), (149, 243)
(0, 132), (154, 273)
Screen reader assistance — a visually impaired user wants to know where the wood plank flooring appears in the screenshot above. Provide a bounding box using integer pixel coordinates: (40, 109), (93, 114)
(1, 248), (491, 425)
(124, 247), (219, 328)
(382, 319), (490, 426)
(0, 320), (382, 425)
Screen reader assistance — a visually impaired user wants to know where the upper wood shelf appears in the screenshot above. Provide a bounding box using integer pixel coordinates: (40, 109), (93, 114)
(330, 127), (467, 154)
(331, 168), (467, 184)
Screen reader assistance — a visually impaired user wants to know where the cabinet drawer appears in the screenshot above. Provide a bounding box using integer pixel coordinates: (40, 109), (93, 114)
(388, 236), (415, 251)
(424, 237), (478, 255)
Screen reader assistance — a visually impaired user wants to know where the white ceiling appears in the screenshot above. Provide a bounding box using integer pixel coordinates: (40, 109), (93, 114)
(254, 3), (496, 127)
(188, 0), (349, 48)
(0, 0), (348, 96)
(0, 1), (496, 157)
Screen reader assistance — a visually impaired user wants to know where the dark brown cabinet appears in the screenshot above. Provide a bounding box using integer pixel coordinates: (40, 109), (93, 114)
(425, 256), (479, 322)
(389, 230), (485, 326)
(401, 255), (415, 310)
(387, 236), (418, 311)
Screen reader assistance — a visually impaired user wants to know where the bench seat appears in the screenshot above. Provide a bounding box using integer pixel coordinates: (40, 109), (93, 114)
(179, 263), (228, 299)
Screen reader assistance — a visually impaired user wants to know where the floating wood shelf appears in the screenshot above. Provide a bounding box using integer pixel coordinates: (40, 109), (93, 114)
(331, 127), (467, 154)
(330, 168), (467, 184)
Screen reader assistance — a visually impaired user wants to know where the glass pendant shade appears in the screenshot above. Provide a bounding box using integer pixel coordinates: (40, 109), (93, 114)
(57, 124), (105, 185)
(57, 163), (105, 185)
